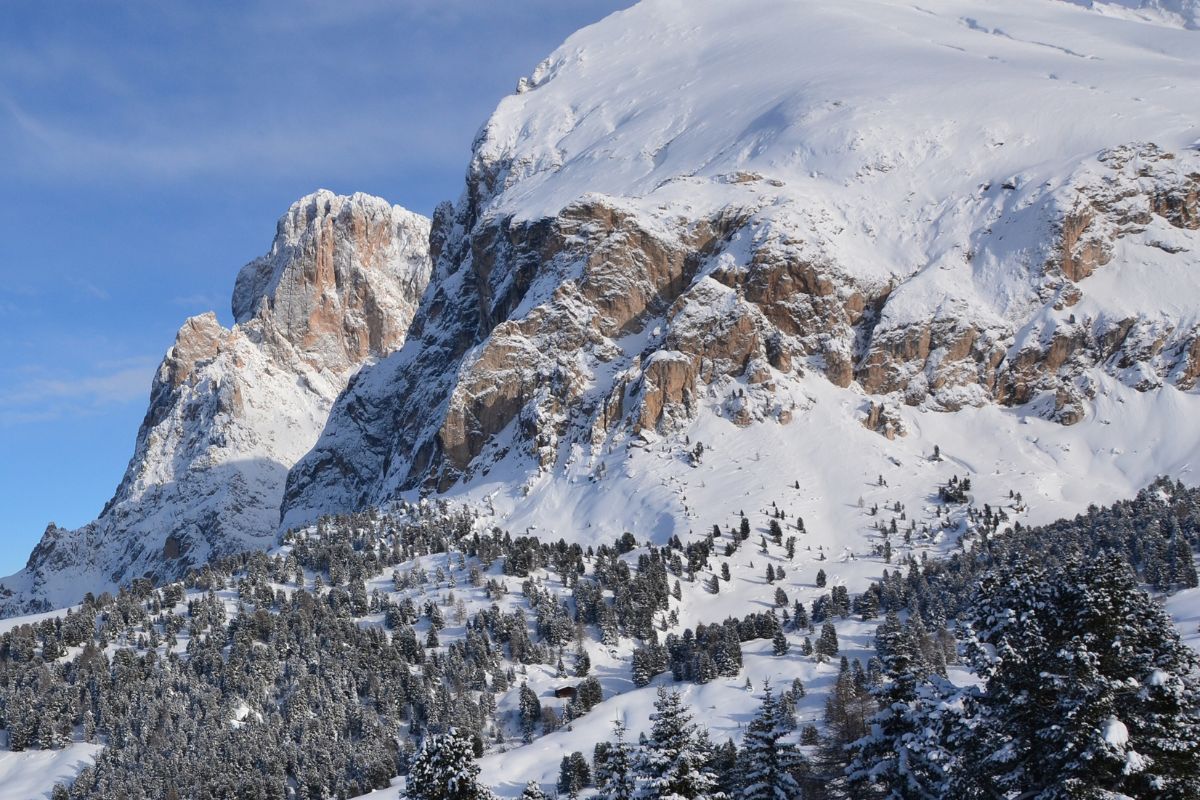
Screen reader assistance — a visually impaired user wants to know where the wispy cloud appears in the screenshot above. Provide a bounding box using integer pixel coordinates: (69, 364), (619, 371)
(171, 293), (221, 309)
(0, 90), (459, 181)
(0, 1), (629, 185)
(66, 277), (109, 301)
(0, 357), (158, 426)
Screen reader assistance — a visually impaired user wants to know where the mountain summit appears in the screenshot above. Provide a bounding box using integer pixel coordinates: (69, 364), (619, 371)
(1, 191), (430, 615)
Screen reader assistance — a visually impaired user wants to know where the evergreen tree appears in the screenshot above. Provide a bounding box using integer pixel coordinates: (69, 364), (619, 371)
(951, 557), (1200, 799)
(815, 622), (839, 660)
(558, 752), (592, 797)
(518, 683), (542, 743)
(711, 739), (740, 798)
(737, 683), (806, 799)
(575, 646), (592, 677)
(597, 720), (637, 800)
(407, 728), (494, 800)
(577, 676), (604, 711)
(791, 601), (809, 631)
(635, 687), (722, 799)
(847, 611), (953, 799)
(519, 780), (548, 800)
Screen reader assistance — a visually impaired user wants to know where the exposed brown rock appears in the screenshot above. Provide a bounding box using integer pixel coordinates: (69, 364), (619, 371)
(1058, 205), (1112, 282)
(636, 352), (700, 433)
(165, 313), (229, 388)
(1176, 333), (1200, 390)
(233, 190), (431, 374)
(863, 401), (906, 439)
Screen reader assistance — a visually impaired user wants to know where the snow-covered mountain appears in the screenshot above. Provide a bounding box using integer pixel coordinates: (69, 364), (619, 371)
(0, 191), (430, 616)
(3, 3), (1200, 798)
(1062, 0), (1200, 28)
(6, 0), (1200, 617)
(281, 0), (1200, 531)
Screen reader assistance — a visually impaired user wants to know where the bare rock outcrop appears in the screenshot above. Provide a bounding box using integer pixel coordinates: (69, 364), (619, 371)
(282, 142), (1200, 525)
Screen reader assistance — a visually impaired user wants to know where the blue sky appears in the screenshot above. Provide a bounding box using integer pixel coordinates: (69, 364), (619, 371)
(0, 0), (629, 575)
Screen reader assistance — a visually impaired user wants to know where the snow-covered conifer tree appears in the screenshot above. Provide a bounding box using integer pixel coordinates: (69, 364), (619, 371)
(737, 683), (806, 799)
(635, 687), (722, 799)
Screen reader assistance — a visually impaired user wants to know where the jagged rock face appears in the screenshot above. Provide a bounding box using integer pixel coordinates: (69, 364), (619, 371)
(851, 143), (1200, 418)
(232, 192), (430, 373)
(1, 191), (430, 616)
(282, 0), (1200, 528)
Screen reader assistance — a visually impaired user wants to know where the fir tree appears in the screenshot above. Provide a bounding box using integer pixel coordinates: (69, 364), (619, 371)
(518, 683), (542, 743)
(597, 720), (637, 800)
(815, 622), (839, 660)
(635, 687), (722, 799)
(847, 611), (953, 799)
(407, 728), (494, 800)
(519, 780), (548, 800)
(738, 683), (806, 800)
(558, 752), (592, 797)
(951, 556), (1200, 799)
(574, 646), (592, 677)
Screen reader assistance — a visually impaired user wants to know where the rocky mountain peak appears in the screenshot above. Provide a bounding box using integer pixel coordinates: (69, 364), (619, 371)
(8, 0), (1200, 616)
(1, 191), (432, 617)
(231, 189), (431, 373)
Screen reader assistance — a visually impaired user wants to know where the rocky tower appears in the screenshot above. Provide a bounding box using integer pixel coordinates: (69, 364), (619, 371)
(0, 191), (431, 615)
(280, 0), (1200, 527)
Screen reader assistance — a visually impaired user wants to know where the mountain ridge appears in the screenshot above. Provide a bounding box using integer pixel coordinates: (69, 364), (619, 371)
(6, 0), (1200, 617)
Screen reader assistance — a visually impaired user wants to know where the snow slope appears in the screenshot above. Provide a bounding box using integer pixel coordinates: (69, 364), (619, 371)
(438, 370), (1200, 601)
(1063, 0), (1200, 28)
(478, 0), (1199, 222)
(0, 742), (103, 800)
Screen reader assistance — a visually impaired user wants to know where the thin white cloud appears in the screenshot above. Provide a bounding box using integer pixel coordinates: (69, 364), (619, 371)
(67, 278), (110, 301)
(0, 1), (630, 185)
(0, 88), (465, 181)
(0, 358), (158, 426)
(171, 293), (221, 309)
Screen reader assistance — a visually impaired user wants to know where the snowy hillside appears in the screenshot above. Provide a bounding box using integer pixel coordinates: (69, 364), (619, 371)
(0, 484), (1197, 799)
(1063, 0), (1200, 27)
